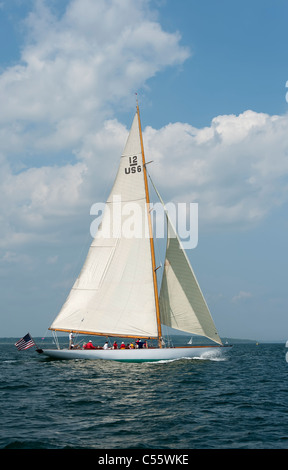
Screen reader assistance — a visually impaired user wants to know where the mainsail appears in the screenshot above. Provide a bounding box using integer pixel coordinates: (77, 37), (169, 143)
(50, 112), (159, 338)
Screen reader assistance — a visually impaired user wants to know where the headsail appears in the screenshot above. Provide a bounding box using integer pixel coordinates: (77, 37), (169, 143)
(155, 187), (222, 345)
(50, 113), (158, 338)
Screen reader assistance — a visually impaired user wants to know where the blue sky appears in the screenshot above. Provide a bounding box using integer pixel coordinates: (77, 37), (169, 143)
(0, 0), (288, 341)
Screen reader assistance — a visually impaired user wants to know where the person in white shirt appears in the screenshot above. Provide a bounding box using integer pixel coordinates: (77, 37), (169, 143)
(69, 332), (74, 349)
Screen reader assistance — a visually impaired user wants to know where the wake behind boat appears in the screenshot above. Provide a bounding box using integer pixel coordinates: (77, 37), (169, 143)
(37, 103), (224, 362)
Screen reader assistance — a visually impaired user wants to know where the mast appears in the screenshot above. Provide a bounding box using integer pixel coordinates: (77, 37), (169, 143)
(136, 103), (163, 348)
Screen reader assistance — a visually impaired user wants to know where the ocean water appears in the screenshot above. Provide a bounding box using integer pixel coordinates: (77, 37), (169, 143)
(1, 339), (288, 450)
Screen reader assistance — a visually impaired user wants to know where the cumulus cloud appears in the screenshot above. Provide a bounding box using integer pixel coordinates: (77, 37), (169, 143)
(0, 0), (189, 145)
(0, 0), (189, 248)
(145, 110), (288, 229)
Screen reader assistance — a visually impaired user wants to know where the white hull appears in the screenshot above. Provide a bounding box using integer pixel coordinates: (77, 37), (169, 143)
(37, 345), (223, 362)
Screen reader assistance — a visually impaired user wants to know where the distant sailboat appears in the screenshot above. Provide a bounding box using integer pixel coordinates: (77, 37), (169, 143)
(37, 104), (223, 362)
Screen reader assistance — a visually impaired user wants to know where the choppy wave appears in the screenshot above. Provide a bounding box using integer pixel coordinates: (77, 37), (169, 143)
(1, 342), (288, 449)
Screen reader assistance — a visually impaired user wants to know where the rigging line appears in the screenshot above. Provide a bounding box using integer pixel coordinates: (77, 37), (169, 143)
(147, 172), (166, 208)
(146, 170), (166, 287)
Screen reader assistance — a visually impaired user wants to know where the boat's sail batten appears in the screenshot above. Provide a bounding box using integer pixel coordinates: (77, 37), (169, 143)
(50, 113), (158, 338)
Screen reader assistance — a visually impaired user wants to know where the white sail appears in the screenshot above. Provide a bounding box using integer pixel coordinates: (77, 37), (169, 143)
(159, 215), (222, 345)
(50, 113), (158, 338)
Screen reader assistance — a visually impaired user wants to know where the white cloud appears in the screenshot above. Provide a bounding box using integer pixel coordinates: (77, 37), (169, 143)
(145, 110), (288, 229)
(0, 0), (189, 249)
(0, 0), (189, 141)
(2, 107), (288, 250)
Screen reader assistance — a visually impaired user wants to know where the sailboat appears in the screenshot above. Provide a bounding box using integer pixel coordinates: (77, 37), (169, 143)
(37, 104), (223, 362)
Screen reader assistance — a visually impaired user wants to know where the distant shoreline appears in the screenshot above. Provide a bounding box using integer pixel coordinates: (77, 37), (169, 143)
(0, 335), (286, 344)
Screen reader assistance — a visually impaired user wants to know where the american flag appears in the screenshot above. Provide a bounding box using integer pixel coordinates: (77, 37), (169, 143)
(15, 333), (35, 351)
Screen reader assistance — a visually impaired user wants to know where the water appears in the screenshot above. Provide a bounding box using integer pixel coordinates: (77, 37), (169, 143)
(1, 339), (288, 450)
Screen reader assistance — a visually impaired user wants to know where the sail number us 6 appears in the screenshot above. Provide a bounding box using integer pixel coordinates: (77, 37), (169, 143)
(142, 454), (189, 465)
(124, 155), (142, 174)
